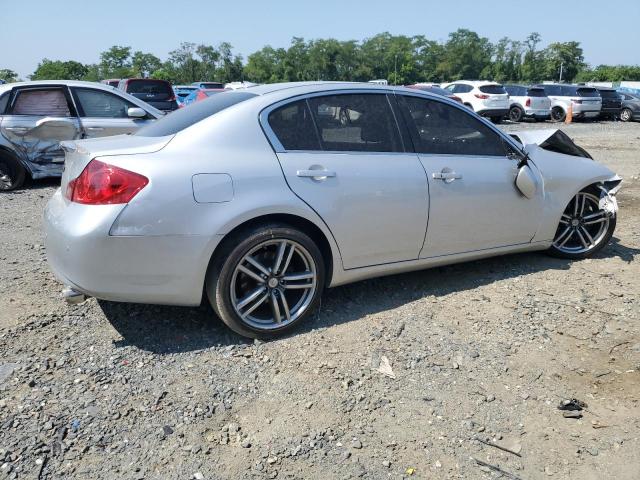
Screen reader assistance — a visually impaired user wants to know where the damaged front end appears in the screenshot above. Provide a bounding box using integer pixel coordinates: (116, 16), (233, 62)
(510, 129), (592, 159)
(598, 175), (622, 218)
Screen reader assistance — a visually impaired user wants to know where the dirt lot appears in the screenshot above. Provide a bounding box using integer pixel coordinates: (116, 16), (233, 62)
(1, 121), (639, 480)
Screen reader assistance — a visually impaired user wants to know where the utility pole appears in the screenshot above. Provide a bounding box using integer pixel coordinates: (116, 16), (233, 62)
(559, 62), (564, 83)
(394, 54), (398, 86)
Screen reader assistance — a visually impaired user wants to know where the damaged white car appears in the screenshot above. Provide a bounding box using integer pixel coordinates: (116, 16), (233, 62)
(44, 83), (621, 338)
(0, 81), (162, 191)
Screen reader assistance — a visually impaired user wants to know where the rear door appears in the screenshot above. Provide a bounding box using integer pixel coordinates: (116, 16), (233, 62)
(71, 87), (154, 138)
(265, 92), (429, 269)
(0, 86), (81, 172)
(397, 94), (544, 257)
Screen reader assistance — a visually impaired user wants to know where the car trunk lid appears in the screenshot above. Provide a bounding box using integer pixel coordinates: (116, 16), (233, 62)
(60, 134), (173, 197)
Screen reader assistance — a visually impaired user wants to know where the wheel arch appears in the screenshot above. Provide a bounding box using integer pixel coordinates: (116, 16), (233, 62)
(0, 145), (31, 176)
(206, 212), (338, 290)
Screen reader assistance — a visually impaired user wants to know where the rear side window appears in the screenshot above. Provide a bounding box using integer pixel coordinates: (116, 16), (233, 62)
(268, 100), (320, 151)
(597, 90), (617, 98)
(135, 91), (256, 137)
(542, 85), (562, 96)
(11, 88), (71, 116)
(561, 86), (578, 96)
(527, 88), (547, 97)
(307, 94), (403, 152)
(479, 85), (507, 94)
(73, 88), (136, 118)
(577, 88), (599, 98)
(0, 92), (9, 114)
(453, 84), (473, 94)
(125, 80), (172, 95)
(398, 95), (506, 157)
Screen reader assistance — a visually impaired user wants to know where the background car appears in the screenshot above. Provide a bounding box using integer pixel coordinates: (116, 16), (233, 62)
(118, 78), (178, 112)
(192, 81), (225, 89)
(0, 80), (162, 190)
(504, 85), (551, 122)
(404, 84), (462, 103)
(179, 88), (227, 107)
(619, 92), (640, 122)
(534, 84), (602, 122)
(100, 79), (120, 88)
(595, 87), (622, 119)
(441, 81), (509, 122)
(173, 85), (199, 107)
(44, 82), (619, 339)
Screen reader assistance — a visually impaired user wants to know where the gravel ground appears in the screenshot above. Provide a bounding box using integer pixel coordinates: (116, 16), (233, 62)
(1, 120), (639, 480)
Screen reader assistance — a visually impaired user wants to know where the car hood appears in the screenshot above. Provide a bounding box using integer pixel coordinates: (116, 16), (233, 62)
(509, 129), (592, 159)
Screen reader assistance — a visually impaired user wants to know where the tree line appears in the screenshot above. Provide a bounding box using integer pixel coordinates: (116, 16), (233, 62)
(2, 30), (639, 85)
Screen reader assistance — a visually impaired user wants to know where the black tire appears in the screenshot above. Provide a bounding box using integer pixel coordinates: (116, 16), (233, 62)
(508, 106), (524, 123)
(620, 108), (633, 122)
(206, 223), (325, 339)
(547, 188), (616, 260)
(0, 152), (26, 191)
(490, 116), (502, 124)
(551, 106), (566, 123)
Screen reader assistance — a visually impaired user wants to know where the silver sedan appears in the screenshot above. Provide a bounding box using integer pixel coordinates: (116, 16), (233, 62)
(44, 82), (621, 338)
(0, 80), (162, 190)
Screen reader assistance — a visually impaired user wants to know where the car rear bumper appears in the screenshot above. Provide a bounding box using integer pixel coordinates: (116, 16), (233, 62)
(525, 109), (551, 119)
(44, 189), (217, 306)
(477, 108), (509, 117)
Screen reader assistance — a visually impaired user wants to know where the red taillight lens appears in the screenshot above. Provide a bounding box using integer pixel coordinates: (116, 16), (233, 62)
(525, 98), (531, 107)
(65, 159), (148, 205)
(474, 94), (489, 99)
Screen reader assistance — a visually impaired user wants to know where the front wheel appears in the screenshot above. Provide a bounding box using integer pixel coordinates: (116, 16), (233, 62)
(548, 190), (616, 259)
(620, 108), (633, 122)
(206, 224), (325, 338)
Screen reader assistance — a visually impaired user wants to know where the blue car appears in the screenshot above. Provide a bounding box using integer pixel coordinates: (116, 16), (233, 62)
(173, 85), (199, 107)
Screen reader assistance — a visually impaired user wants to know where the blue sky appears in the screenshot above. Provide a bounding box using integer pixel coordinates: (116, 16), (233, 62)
(2, 0), (638, 79)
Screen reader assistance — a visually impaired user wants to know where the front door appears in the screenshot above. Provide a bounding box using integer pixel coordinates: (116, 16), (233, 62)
(397, 94), (544, 258)
(0, 86), (80, 175)
(71, 87), (153, 138)
(266, 93), (429, 269)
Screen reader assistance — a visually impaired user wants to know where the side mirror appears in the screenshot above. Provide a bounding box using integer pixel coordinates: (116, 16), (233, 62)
(127, 107), (147, 118)
(515, 165), (538, 199)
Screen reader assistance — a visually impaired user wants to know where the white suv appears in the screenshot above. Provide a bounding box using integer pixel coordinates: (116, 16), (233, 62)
(504, 85), (551, 122)
(442, 81), (510, 123)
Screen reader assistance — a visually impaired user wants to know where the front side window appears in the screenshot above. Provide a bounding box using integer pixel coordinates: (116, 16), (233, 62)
(307, 94), (402, 152)
(268, 100), (320, 150)
(74, 88), (136, 118)
(399, 95), (506, 156)
(11, 88), (71, 116)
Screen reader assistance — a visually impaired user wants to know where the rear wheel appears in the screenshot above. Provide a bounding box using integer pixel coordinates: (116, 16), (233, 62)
(620, 108), (633, 122)
(0, 153), (26, 191)
(551, 106), (566, 122)
(508, 106), (524, 122)
(206, 224), (325, 338)
(548, 189), (616, 260)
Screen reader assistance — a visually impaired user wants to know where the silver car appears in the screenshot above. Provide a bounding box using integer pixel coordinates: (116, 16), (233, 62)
(0, 80), (162, 190)
(44, 82), (621, 338)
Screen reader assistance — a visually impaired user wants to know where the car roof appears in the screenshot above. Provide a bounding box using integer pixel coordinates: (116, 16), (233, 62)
(447, 80), (503, 86)
(0, 79), (122, 94)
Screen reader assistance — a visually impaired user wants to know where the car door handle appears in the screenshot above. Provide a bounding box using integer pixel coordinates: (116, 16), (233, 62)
(432, 171), (462, 182)
(296, 169), (336, 179)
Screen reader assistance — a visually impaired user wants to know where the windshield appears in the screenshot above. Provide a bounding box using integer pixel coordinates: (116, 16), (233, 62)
(135, 91), (257, 137)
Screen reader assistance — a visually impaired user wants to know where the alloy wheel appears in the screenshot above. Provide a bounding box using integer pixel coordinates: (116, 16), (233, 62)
(230, 239), (317, 330)
(620, 108), (632, 122)
(0, 165), (13, 190)
(552, 192), (610, 255)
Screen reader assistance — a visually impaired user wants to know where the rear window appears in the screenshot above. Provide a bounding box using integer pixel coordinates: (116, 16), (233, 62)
(135, 91), (256, 137)
(479, 84), (507, 95)
(126, 80), (172, 95)
(577, 88), (599, 98)
(527, 88), (547, 97)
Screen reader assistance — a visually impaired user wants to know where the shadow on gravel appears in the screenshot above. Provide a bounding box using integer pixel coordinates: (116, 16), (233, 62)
(99, 239), (638, 353)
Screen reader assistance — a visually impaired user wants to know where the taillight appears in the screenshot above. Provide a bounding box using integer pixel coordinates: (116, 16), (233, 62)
(571, 98), (583, 104)
(525, 98), (531, 107)
(65, 159), (148, 205)
(474, 94), (490, 99)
